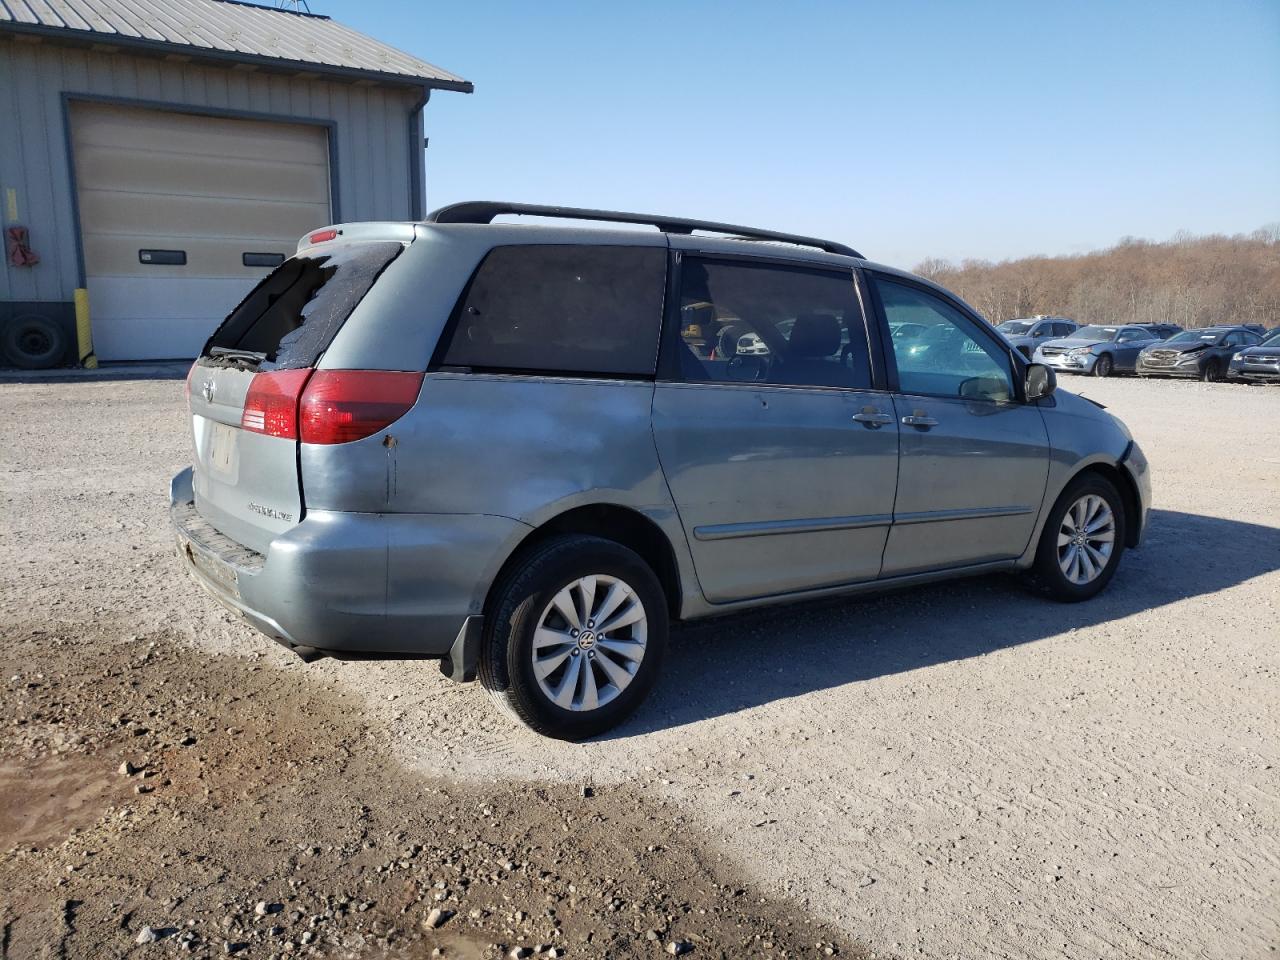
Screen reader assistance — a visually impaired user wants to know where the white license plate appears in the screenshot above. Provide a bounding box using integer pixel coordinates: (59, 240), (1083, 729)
(208, 422), (238, 476)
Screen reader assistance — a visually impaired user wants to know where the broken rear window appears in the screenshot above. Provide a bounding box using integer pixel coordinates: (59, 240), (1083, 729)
(202, 242), (403, 370)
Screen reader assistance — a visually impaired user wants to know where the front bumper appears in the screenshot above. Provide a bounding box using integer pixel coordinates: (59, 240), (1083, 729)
(170, 467), (527, 658)
(1120, 441), (1151, 547)
(1036, 351), (1095, 374)
(1136, 357), (1201, 378)
(1229, 359), (1280, 381)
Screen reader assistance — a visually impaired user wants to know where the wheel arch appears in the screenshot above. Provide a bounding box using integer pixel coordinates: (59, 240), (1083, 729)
(484, 504), (685, 620)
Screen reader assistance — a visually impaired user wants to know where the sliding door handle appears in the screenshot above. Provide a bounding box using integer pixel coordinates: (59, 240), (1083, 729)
(852, 410), (894, 428)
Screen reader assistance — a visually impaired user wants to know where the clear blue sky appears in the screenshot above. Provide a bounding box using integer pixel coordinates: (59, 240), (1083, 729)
(333, 0), (1279, 269)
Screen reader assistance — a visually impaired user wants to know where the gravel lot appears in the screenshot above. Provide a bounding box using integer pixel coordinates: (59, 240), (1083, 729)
(1, 373), (1277, 959)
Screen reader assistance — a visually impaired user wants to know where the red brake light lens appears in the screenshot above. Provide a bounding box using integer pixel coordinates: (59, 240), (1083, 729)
(241, 368), (313, 439)
(308, 229), (339, 244)
(299, 370), (424, 445)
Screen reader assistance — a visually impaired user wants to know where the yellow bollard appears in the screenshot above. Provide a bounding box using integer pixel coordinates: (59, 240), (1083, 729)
(74, 287), (97, 369)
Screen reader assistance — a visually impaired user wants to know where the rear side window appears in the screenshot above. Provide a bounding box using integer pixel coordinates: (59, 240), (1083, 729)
(203, 241), (403, 370)
(672, 258), (871, 389)
(439, 245), (667, 377)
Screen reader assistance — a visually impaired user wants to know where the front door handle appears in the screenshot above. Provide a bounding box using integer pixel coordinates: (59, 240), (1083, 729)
(901, 410), (938, 428)
(852, 409), (894, 428)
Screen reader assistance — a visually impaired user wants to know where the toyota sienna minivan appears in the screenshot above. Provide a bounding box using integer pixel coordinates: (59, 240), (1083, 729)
(172, 202), (1151, 739)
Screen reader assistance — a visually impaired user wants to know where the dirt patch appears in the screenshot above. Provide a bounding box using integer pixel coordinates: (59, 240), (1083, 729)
(0, 621), (863, 960)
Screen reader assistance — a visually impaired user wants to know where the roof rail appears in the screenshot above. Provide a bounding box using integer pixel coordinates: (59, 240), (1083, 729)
(424, 201), (862, 259)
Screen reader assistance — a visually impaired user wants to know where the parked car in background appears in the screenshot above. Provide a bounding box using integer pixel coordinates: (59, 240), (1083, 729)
(171, 202), (1150, 739)
(1033, 324), (1164, 377)
(1136, 326), (1263, 381)
(995, 316), (1078, 359)
(1227, 327), (1280, 383)
(1139, 323), (1182, 341)
(1241, 324), (1269, 337)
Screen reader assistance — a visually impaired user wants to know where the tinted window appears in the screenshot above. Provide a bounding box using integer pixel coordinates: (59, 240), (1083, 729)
(204, 241), (403, 370)
(440, 245), (666, 377)
(874, 277), (1014, 402)
(1054, 323), (1074, 336)
(997, 320), (1034, 335)
(672, 258), (871, 389)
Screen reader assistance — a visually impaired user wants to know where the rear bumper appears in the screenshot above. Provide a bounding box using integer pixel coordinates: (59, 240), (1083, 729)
(170, 467), (528, 657)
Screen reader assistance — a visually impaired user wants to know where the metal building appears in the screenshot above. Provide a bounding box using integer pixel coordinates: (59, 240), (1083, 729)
(0, 0), (471, 365)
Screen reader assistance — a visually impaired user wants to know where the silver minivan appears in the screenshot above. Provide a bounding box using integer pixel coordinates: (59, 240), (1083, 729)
(172, 202), (1151, 739)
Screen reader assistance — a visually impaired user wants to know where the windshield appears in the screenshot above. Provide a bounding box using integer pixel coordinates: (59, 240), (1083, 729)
(1261, 329), (1280, 345)
(1166, 330), (1222, 345)
(1072, 326), (1123, 342)
(997, 320), (1034, 334)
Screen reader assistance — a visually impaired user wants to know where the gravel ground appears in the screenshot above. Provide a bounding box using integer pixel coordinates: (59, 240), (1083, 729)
(1, 373), (1277, 959)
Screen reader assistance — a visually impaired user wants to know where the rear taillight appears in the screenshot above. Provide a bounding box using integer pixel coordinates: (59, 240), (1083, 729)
(241, 368), (313, 438)
(299, 371), (424, 445)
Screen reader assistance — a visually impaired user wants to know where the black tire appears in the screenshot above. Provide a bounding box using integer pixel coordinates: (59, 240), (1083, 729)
(1092, 353), (1113, 378)
(1025, 473), (1126, 602)
(3, 314), (67, 369)
(478, 534), (669, 740)
(1201, 360), (1223, 383)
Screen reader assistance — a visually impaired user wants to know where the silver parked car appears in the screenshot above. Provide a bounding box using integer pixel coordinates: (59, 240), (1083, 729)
(994, 316), (1078, 359)
(172, 202), (1151, 739)
(1033, 324), (1170, 377)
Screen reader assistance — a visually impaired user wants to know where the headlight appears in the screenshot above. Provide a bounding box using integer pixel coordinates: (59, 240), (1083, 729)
(1067, 347), (1094, 357)
(1232, 352), (1245, 361)
(1175, 353), (1200, 364)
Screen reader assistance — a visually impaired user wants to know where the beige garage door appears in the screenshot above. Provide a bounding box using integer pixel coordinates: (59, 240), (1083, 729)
(69, 102), (332, 361)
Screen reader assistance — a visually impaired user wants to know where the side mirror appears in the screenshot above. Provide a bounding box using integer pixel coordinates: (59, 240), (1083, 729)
(1025, 362), (1056, 401)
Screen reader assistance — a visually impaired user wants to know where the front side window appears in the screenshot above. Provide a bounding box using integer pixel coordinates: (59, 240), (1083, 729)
(873, 276), (1014, 402)
(1116, 329), (1147, 343)
(673, 258), (871, 389)
(440, 245), (666, 377)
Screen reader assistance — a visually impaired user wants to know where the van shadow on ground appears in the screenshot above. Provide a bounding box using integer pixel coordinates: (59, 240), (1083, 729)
(609, 509), (1280, 739)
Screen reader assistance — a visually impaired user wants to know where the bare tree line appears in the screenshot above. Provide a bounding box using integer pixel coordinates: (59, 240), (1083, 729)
(914, 226), (1280, 329)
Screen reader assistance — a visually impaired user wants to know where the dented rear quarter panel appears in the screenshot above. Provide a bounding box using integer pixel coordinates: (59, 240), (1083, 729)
(299, 373), (701, 617)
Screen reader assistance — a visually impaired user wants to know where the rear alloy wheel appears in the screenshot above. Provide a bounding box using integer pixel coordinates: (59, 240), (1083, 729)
(1092, 353), (1113, 377)
(479, 535), (668, 740)
(1201, 360), (1224, 383)
(1027, 474), (1126, 601)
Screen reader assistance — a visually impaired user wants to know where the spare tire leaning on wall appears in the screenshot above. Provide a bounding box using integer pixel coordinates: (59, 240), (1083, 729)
(2, 313), (69, 369)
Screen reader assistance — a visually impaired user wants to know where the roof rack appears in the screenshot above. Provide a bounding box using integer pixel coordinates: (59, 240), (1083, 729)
(424, 201), (862, 259)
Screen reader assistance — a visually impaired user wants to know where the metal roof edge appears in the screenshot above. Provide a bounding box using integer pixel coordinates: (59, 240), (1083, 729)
(0, 19), (474, 93)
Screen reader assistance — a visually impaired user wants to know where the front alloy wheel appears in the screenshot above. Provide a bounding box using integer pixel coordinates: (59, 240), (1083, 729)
(1092, 353), (1113, 377)
(1027, 474), (1126, 601)
(1056, 494), (1115, 585)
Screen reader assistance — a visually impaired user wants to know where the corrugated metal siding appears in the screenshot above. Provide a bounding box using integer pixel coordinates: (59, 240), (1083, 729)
(0, 0), (470, 89)
(0, 36), (421, 303)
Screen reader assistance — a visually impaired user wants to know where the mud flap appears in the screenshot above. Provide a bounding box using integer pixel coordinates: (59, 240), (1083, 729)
(440, 615), (483, 683)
